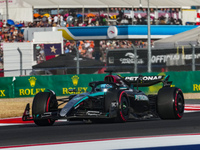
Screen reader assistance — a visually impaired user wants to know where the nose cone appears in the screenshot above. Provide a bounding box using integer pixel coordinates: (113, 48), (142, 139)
(59, 100), (76, 117)
(59, 93), (89, 117)
(60, 109), (67, 117)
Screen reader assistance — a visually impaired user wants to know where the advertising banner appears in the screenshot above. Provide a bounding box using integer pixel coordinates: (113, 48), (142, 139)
(107, 47), (200, 73)
(0, 71), (200, 98)
(0, 77), (14, 98)
(13, 74), (106, 98)
(14, 76), (53, 98)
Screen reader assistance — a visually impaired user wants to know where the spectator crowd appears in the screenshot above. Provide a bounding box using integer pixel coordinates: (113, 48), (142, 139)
(0, 7), (185, 43)
(63, 39), (153, 63)
(0, 7), (192, 66)
(30, 7), (183, 27)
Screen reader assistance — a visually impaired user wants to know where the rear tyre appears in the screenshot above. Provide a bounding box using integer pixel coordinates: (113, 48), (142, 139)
(157, 87), (184, 119)
(32, 92), (58, 126)
(117, 91), (130, 122)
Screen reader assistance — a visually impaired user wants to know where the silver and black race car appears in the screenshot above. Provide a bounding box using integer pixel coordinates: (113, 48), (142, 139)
(22, 72), (185, 126)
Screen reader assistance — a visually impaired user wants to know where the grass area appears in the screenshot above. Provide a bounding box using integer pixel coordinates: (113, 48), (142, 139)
(0, 97), (33, 119)
(0, 96), (66, 119)
(0, 93), (199, 119)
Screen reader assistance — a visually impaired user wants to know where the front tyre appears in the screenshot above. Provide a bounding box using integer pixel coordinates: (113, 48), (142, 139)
(117, 91), (130, 122)
(157, 87), (184, 119)
(32, 92), (58, 126)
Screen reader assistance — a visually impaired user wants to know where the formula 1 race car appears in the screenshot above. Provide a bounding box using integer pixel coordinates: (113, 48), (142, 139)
(22, 72), (185, 126)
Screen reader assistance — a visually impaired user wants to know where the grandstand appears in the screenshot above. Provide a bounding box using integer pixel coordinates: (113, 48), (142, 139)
(0, 0), (200, 24)
(0, 0), (200, 77)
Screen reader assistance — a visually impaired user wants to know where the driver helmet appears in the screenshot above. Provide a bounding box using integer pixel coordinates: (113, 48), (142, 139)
(100, 84), (112, 92)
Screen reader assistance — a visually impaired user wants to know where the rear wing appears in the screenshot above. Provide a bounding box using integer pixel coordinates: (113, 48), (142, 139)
(104, 70), (172, 88)
(123, 75), (172, 87)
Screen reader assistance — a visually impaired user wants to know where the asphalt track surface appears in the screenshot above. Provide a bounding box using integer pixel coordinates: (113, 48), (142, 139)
(0, 100), (200, 147)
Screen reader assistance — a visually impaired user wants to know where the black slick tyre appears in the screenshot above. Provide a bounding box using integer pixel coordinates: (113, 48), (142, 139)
(117, 91), (130, 122)
(157, 87), (184, 119)
(32, 92), (58, 126)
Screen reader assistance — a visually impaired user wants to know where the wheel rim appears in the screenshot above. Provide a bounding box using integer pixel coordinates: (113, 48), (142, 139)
(121, 97), (129, 116)
(177, 94), (184, 113)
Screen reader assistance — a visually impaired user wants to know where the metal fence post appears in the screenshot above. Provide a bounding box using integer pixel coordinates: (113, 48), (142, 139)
(147, 0), (152, 73)
(17, 47), (22, 76)
(74, 45), (79, 74)
(132, 44), (137, 74)
(190, 44), (195, 71)
(6, 0), (9, 21)
(192, 45), (195, 71)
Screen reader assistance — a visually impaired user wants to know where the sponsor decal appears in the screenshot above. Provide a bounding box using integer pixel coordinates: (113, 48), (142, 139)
(135, 95), (148, 101)
(74, 104), (80, 110)
(63, 87), (88, 94)
(63, 76), (88, 95)
(119, 52), (144, 64)
(111, 102), (118, 108)
(125, 76), (163, 81)
(19, 88), (46, 96)
(107, 26), (118, 39)
(86, 111), (102, 116)
(28, 77), (37, 87)
(19, 77), (46, 96)
(0, 90), (5, 97)
(71, 75), (79, 86)
(193, 84), (200, 91)
(151, 53), (200, 64)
